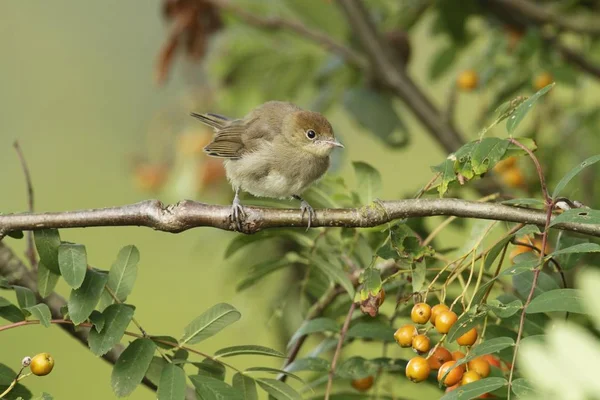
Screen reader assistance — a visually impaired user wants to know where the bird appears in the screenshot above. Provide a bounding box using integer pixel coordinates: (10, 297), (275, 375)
(191, 100), (343, 230)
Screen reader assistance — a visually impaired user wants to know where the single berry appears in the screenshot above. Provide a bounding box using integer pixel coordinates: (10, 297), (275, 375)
(30, 353), (54, 376)
(435, 310), (458, 334)
(461, 370), (482, 385)
(405, 356), (431, 383)
(394, 324), (417, 348)
(430, 304), (449, 326)
(411, 303), (432, 324)
(427, 346), (453, 370)
(456, 327), (478, 346)
(468, 356), (491, 378)
(351, 375), (374, 392)
(411, 334), (431, 355)
(438, 360), (465, 387)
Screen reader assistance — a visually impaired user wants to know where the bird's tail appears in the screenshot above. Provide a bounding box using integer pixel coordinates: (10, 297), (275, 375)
(190, 112), (231, 130)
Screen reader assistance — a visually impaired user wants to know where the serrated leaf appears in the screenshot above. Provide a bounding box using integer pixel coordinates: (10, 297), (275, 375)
(68, 269), (108, 325)
(471, 138), (509, 175)
(0, 305), (26, 323)
(157, 364), (186, 400)
(506, 83), (555, 134)
(214, 345), (285, 359)
(25, 304), (51, 327)
(256, 378), (301, 400)
(447, 311), (487, 342)
(111, 338), (156, 397)
(89, 310), (105, 332)
(306, 255), (354, 297)
(190, 375), (243, 400)
(440, 377), (507, 399)
(287, 318), (339, 350)
(284, 357), (330, 373)
(58, 243), (87, 289)
(549, 208), (600, 227)
(33, 229), (61, 274)
(549, 243), (600, 257)
(352, 161), (382, 205)
(526, 288), (585, 314)
(245, 367), (304, 385)
(13, 286), (36, 309)
(180, 303), (241, 346)
(37, 262), (59, 298)
(232, 373), (258, 400)
(511, 378), (536, 397)
(346, 321), (395, 341)
(106, 245), (139, 303)
(552, 154), (600, 199)
(89, 304), (135, 356)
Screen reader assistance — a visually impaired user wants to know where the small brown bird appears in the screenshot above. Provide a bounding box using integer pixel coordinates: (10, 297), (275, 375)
(191, 101), (343, 229)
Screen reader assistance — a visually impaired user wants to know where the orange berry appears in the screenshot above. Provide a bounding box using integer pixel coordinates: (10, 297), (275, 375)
(351, 375), (374, 392)
(461, 370), (482, 385)
(438, 360), (465, 387)
(411, 303), (432, 324)
(452, 350), (466, 361)
(500, 166), (526, 188)
(394, 324), (417, 348)
(457, 70), (479, 91)
(533, 72), (553, 91)
(493, 156), (517, 173)
(435, 310), (458, 334)
(412, 334), (431, 355)
(470, 356), (492, 377)
(430, 304), (449, 326)
(406, 356), (431, 383)
(427, 346), (453, 370)
(456, 328), (478, 347)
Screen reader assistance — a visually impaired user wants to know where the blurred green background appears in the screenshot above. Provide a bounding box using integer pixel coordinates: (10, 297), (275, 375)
(2, 1), (597, 399)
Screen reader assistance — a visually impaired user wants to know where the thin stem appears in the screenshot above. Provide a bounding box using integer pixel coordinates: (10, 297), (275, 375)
(0, 371), (31, 399)
(324, 302), (356, 400)
(12, 141), (36, 268)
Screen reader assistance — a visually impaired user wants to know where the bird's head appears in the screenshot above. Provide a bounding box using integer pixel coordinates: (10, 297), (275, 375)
(283, 110), (343, 157)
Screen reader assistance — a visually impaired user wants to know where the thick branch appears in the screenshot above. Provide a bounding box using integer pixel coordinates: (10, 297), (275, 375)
(0, 242), (197, 400)
(0, 198), (598, 237)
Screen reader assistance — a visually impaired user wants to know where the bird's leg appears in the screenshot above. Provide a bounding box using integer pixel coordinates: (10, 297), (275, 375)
(292, 195), (315, 230)
(230, 187), (246, 231)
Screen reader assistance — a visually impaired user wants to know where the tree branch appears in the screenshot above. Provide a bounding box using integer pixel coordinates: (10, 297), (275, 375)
(0, 198), (598, 236)
(0, 242), (197, 400)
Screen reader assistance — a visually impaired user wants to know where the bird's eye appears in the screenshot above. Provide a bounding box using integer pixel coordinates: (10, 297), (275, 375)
(306, 129), (316, 139)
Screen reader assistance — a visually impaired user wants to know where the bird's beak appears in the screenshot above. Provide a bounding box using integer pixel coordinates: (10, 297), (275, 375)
(322, 140), (344, 148)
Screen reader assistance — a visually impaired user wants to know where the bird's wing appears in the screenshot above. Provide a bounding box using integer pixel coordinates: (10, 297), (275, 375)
(203, 117), (261, 159)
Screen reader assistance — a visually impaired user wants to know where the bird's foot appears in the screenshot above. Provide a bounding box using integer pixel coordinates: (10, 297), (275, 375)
(230, 196), (246, 231)
(299, 199), (316, 230)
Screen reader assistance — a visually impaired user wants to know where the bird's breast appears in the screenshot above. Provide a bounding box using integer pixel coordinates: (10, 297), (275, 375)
(224, 144), (330, 199)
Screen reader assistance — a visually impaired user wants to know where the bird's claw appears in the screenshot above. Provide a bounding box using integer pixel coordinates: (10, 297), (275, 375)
(300, 200), (316, 230)
(230, 196), (246, 231)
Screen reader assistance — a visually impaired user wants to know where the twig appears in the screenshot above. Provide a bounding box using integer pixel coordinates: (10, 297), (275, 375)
(0, 198), (598, 236)
(205, 0), (367, 69)
(324, 301), (356, 400)
(0, 242), (197, 400)
(12, 141), (36, 268)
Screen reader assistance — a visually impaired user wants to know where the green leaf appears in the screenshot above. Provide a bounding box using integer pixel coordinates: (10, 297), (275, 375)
(34, 229), (61, 274)
(180, 303), (241, 346)
(149, 335), (178, 349)
(554, 233), (589, 271)
(511, 378), (537, 398)
(13, 286), (36, 309)
(526, 288), (585, 314)
(336, 356), (378, 379)
(447, 311), (487, 342)
(89, 304), (135, 356)
(471, 138), (510, 175)
(412, 260), (426, 293)
(346, 321), (395, 342)
(256, 378), (301, 400)
(189, 375), (243, 400)
(429, 44), (457, 81)
(514, 270), (559, 300)
(453, 337), (515, 369)
(440, 377), (507, 400)
(552, 154), (600, 199)
(352, 161), (382, 205)
(89, 310), (105, 332)
(68, 268), (108, 325)
(431, 158), (455, 196)
(506, 83), (555, 134)
(359, 268), (381, 300)
(225, 231), (312, 259)
(245, 367), (304, 385)
(0, 363), (16, 385)
(486, 299), (523, 318)
(58, 243), (87, 289)
(284, 357), (330, 373)
(549, 243), (600, 257)
(37, 262), (59, 298)
(237, 253), (299, 292)
(0, 298), (10, 308)
(214, 345), (285, 359)
(232, 373), (258, 400)
(306, 255), (354, 297)
(287, 318), (339, 349)
(0, 305), (26, 323)
(111, 338), (156, 397)
(157, 364), (186, 400)
(549, 208), (600, 227)
(106, 245), (140, 303)
(484, 237), (511, 271)
(32, 393), (53, 400)
(194, 358), (225, 380)
(25, 304), (51, 327)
